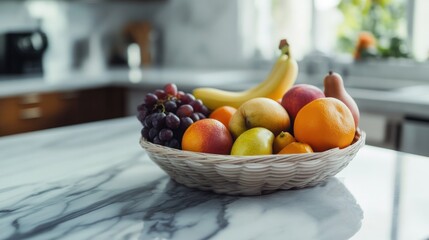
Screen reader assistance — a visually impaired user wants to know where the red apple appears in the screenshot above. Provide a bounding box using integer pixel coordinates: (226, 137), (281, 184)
(281, 84), (325, 120)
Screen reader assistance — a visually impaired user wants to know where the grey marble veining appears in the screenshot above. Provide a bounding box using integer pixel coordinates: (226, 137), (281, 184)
(1, 117), (428, 240)
(0, 162), (362, 240)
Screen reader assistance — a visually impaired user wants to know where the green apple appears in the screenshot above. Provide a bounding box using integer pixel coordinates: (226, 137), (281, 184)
(230, 127), (274, 156)
(228, 97), (290, 139)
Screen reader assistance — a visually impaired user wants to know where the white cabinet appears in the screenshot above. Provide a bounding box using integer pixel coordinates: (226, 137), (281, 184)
(400, 118), (429, 157)
(359, 112), (401, 150)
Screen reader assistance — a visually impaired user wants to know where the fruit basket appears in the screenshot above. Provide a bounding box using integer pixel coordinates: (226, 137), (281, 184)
(140, 131), (366, 196)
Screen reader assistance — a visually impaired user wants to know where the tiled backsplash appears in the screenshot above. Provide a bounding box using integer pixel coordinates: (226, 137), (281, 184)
(0, 2), (38, 32)
(0, 0), (248, 77)
(155, 0), (245, 68)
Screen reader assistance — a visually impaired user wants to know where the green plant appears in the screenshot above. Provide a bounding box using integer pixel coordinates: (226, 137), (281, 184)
(337, 0), (409, 59)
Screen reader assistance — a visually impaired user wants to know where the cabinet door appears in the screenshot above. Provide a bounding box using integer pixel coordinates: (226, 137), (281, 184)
(44, 91), (80, 126)
(0, 87), (126, 136)
(76, 88), (108, 123)
(0, 92), (79, 136)
(359, 112), (401, 150)
(104, 87), (126, 119)
(76, 87), (126, 123)
(400, 118), (429, 157)
(0, 96), (25, 135)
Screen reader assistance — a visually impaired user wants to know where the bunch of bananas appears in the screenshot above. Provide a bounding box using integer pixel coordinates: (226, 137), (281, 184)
(193, 39), (298, 110)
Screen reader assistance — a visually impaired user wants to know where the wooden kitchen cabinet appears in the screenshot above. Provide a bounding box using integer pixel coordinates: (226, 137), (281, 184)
(0, 87), (126, 136)
(76, 87), (126, 123)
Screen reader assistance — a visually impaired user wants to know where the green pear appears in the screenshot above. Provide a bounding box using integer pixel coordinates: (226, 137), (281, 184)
(231, 127), (274, 156)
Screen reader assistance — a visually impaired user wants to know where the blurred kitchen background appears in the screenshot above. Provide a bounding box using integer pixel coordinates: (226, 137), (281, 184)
(1, 0), (429, 156)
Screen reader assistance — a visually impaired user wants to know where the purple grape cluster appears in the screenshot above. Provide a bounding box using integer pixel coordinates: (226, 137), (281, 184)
(137, 83), (211, 149)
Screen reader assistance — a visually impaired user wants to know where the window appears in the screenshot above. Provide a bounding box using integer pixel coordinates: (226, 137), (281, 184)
(243, 0), (429, 62)
(239, 0), (312, 61)
(335, 0), (408, 60)
(412, 0), (429, 61)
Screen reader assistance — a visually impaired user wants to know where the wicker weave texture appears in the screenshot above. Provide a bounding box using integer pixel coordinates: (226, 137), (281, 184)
(140, 132), (366, 195)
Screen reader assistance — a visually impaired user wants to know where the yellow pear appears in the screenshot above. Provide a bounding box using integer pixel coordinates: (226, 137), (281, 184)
(230, 127), (274, 156)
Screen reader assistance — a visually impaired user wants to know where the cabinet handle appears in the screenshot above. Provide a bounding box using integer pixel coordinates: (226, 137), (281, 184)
(20, 93), (40, 104)
(20, 107), (42, 120)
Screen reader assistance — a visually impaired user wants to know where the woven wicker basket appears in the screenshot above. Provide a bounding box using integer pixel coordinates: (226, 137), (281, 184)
(140, 131), (365, 195)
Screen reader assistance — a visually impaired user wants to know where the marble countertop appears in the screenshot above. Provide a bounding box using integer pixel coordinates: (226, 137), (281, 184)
(1, 117), (428, 240)
(1, 68), (428, 118)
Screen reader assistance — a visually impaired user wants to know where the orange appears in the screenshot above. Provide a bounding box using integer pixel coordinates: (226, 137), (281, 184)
(354, 32), (377, 59)
(182, 119), (233, 155)
(209, 106), (237, 128)
(294, 97), (356, 152)
(278, 142), (313, 154)
(356, 31), (376, 49)
(273, 131), (295, 153)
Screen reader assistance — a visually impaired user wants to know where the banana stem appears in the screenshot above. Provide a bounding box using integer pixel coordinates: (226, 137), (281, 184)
(279, 39), (291, 58)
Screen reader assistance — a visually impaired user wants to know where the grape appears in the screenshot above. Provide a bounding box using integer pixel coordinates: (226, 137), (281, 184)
(197, 112), (206, 120)
(177, 104), (194, 118)
(154, 89), (167, 100)
(167, 138), (180, 149)
(166, 113), (180, 129)
(153, 136), (163, 145)
(137, 103), (145, 111)
(149, 128), (159, 140)
(180, 93), (195, 104)
(164, 83), (178, 96)
(137, 83), (211, 149)
(180, 117), (193, 130)
(137, 108), (148, 123)
(177, 91), (186, 100)
(186, 93), (196, 101)
(190, 112), (200, 122)
(164, 100), (177, 112)
(200, 106), (210, 116)
(159, 128), (173, 141)
(152, 112), (166, 129)
(190, 99), (203, 112)
(159, 112), (167, 119)
(144, 93), (158, 107)
(144, 113), (155, 128)
(141, 127), (150, 139)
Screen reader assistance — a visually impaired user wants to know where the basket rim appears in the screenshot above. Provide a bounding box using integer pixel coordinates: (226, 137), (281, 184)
(140, 130), (366, 162)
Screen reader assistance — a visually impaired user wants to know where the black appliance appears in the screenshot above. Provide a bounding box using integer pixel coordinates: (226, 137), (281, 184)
(0, 31), (48, 75)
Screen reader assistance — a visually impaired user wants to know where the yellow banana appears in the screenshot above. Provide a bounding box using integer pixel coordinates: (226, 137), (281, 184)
(193, 39), (298, 110)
